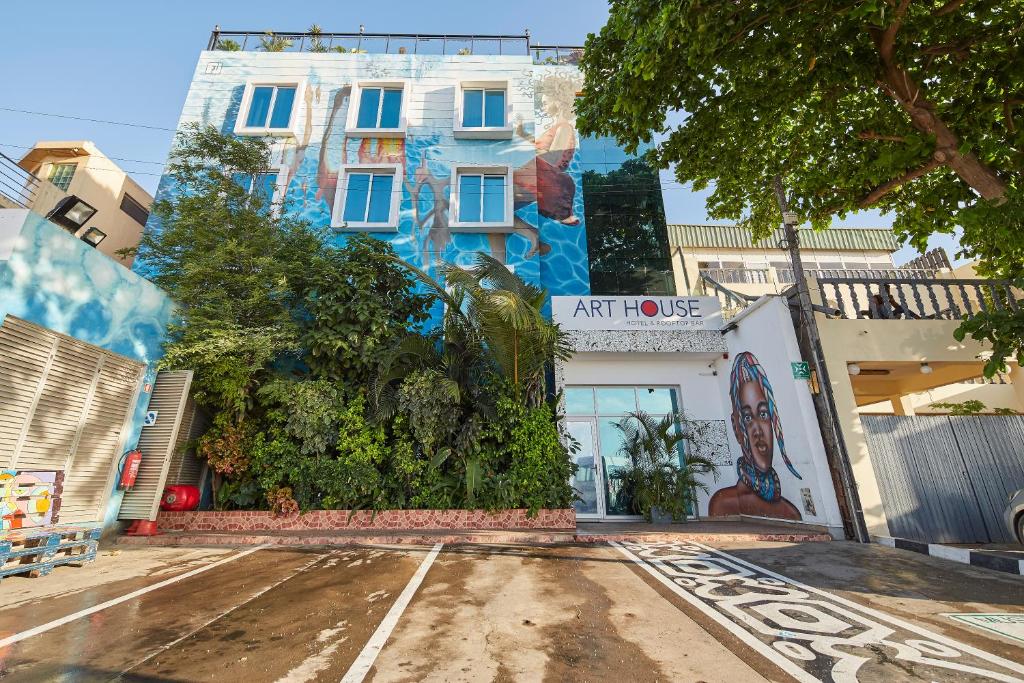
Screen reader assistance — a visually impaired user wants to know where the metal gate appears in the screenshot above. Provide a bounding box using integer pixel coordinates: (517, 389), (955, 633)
(0, 315), (144, 524)
(862, 414), (1024, 543)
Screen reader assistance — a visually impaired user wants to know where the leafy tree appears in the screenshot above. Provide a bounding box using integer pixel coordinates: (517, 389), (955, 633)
(300, 233), (433, 386)
(577, 0), (1023, 373)
(260, 32), (293, 52)
(135, 124), (326, 417)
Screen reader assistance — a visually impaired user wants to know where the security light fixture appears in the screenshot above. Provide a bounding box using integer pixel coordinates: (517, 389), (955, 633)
(781, 210), (798, 225)
(920, 362), (933, 375)
(46, 195), (98, 233)
(80, 227), (107, 248)
(847, 363), (861, 376)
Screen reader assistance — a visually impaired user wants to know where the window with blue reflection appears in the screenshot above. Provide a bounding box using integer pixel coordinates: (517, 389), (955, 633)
(366, 174), (393, 222)
(458, 175), (482, 222)
(343, 172), (394, 223)
(256, 173), (278, 202)
(246, 86), (274, 127)
(380, 89), (402, 128)
(462, 89), (483, 127)
(482, 175), (505, 222)
(356, 87), (402, 128)
(461, 88), (506, 128)
(595, 388), (636, 414)
(343, 173), (371, 222)
(268, 87), (296, 128)
(564, 387), (596, 415)
(636, 387), (679, 415)
(356, 88), (382, 128)
(484, 90), (505, 127)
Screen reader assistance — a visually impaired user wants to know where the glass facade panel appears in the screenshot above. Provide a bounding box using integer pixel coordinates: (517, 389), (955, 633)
(484, 90), (505, 127)
(343, 173), (371, 222)
(482, 175), (505, 222)
(580, 136), (674, 295)
(356, 88), (382, 128)
(268, 87), (296, 128)
(564, 387), (595, 415)
(636, 387), (678, 415)
(595, 387), (636, 414)
(462, 89), (483, 127)
(458, 174), (482, 222)
(366, 174), (394, 223)
(599, 416), (633, 516)
(380, 88), (403, 128)
(246, 86), (273, 127)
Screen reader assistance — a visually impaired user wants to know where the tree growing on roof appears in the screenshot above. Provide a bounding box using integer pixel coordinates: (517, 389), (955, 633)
(576, 0), (1023, 375)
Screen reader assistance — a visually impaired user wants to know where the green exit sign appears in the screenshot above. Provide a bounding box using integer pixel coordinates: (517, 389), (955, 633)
(791, 361), (810, 380)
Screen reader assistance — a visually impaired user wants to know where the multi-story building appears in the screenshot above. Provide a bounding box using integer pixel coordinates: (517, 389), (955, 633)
(137, 29), (850, 532)
(17, 141), (153, 267)
(140, 31), (674, 309)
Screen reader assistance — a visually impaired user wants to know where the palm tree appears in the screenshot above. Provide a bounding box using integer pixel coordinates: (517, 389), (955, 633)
(260, 32), (293, 52)
(611, 410), (720, 521)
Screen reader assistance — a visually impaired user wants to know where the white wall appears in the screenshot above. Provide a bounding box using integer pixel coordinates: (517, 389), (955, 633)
(710, 296), (844, 529)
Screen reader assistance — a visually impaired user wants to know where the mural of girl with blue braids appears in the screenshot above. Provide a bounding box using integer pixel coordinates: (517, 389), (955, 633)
(708, 351), (803, 519)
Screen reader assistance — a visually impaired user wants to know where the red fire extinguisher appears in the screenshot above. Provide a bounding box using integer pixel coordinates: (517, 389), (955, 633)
(118, 450), (143, 491)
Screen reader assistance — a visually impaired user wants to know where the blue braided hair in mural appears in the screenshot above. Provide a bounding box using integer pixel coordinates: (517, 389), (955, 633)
(729, 351), (801, 503)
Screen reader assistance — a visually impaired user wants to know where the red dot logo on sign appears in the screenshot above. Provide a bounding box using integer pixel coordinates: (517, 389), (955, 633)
(640, 300), (659, 317)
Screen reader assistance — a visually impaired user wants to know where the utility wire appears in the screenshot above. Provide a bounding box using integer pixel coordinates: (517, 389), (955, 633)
(0, 107), (177, 132)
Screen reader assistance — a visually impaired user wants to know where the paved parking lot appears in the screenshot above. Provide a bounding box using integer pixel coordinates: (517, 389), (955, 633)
(0, 539), (1022, 682)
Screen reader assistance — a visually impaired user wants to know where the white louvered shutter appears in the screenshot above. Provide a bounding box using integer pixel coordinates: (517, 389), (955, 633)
(119, 370), (194, 520)
(0, 316), (144, 524)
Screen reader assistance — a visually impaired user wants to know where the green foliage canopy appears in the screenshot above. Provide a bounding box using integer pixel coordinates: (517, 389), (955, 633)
(576, 0), (1023, 372)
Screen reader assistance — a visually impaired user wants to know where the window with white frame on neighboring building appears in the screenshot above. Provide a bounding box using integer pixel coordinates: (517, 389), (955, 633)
(235, 81), (304, 136)
(48, 163), (77, 191)
(450, 166), (513, 228)
(332, 164), (401, 230)
(347, 81), (407, 136)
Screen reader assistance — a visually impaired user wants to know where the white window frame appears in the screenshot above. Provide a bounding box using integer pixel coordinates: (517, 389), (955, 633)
(243, 164), (289, 218)
(454, 80), (513, 139)
(234, 80), (305, 137)
(345, 80), (409, 138)
(331, 163), (402, 231)
(449, 164), (515, 231)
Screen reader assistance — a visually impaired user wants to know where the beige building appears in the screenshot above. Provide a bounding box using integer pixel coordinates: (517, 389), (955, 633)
(669, 223), (1020, 417)
(17, 141), (153, 267)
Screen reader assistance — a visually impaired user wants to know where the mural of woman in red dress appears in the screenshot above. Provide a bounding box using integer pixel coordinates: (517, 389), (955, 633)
(708, 352), (802, 520)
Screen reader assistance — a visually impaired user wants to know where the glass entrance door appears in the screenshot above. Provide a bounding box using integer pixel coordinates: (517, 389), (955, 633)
(565, 419), (604, 518)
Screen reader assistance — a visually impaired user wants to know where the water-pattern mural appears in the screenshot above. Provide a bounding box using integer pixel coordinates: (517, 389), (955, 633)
(140, 54), (600, 321)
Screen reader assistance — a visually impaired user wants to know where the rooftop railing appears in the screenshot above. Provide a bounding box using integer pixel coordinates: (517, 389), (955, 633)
(206, 28), (584, 63)
(818, 275), (1020, 321)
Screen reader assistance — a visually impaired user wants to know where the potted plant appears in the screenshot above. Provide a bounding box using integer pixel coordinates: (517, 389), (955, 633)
(610, 410), (719, 523)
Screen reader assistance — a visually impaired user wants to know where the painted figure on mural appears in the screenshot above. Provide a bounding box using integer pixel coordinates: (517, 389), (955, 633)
(515, 72), (582, 227)
(708, 352), (803, 520)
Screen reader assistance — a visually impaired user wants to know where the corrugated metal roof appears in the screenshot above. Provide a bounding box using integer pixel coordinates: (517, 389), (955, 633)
(668, 224), (901, 252)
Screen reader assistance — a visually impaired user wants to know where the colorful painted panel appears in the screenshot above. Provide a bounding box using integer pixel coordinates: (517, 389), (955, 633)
(0, 470), (62, 530)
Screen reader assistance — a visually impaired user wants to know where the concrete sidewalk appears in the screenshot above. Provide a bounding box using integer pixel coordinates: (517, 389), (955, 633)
(115, 518), (833, 548)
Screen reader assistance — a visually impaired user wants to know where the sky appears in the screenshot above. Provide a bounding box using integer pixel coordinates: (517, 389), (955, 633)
(2, 0), (960, 265)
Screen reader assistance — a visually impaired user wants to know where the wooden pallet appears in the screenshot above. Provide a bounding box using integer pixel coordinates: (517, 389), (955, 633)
(0, 526), (100, 580)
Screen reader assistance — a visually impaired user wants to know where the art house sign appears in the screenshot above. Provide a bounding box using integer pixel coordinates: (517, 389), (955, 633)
(552, 296), (723, 331)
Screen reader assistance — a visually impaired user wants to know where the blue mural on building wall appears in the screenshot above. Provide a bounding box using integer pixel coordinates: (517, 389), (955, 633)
(140, 54), (603, 319)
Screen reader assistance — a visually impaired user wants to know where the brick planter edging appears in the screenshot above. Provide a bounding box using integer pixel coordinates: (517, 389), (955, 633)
(156, 508), (576, 532)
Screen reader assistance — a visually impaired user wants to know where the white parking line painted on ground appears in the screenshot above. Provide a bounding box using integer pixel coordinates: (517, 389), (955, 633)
(612, 540), (1024, 683)
(341, 543), (443, 683)
(121, 551), (332, 678)
(0, 545), (269, 649)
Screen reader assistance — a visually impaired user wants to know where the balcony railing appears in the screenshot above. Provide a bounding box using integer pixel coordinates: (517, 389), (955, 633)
(207, 28), (584, 63)
(818, 276), (1020, 321)
(0, 152), (69, 215)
